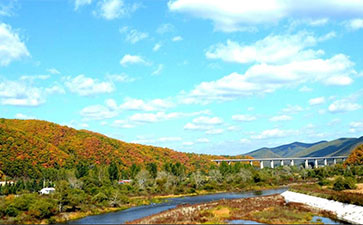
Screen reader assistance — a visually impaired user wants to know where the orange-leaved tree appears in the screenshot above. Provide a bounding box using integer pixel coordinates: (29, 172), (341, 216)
(344, 144), (363, 166)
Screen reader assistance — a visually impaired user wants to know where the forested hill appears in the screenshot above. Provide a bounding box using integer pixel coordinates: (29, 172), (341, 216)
(0, 118), (216, 178)
(245, 137), (363, 158)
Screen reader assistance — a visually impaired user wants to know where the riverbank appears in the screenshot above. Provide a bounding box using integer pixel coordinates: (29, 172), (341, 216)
(128, 194), (337, 224)
(282, 191), (363, 224)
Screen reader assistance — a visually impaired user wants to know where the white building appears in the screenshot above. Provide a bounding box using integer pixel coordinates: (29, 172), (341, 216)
(39, 187), (55, 195)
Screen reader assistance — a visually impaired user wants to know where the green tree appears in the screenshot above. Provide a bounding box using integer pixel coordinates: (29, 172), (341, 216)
(75, 162), (89, 179)
(146, 163), (158, 179)
(108, 162), (119, 182)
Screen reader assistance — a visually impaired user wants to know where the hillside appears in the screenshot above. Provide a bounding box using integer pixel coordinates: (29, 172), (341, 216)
(0, 118), (217, 178)
(244, 137), (363, 158)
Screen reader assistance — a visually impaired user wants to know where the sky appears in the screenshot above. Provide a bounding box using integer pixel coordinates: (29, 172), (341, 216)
(0, 0), (362, 155)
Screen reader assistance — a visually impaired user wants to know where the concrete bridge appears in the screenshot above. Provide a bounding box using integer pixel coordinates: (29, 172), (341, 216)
(212, 156), (348, 169)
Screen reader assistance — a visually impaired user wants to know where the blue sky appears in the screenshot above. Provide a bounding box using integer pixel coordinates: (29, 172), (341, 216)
(0, 0), (362, 155)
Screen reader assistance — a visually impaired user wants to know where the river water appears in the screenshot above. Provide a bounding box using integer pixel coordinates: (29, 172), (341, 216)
(68, 188), (287, 224)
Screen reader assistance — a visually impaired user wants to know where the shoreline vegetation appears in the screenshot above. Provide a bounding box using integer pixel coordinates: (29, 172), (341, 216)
(128, 193), (339, 224)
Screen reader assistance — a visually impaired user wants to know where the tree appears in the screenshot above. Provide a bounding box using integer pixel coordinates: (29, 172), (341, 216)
(130, 164), (141, 179)
(108, 162), (119, 182)
(75, 162), (89, 179)
(345, 144), (363, 166)
(146, 163), (158, 179)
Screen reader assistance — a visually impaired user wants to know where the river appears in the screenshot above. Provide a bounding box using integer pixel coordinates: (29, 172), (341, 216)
(68, 188), (287, 224)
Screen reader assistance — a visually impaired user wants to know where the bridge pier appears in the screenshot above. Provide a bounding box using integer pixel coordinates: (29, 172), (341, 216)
(314, 159), (318, 168)
(228, 161), (231, 165)
(333, 158), (337, 164)
(280, 160), (284, 166)
(249, 161), (253, 166)
(270, 160), (274, 168)
(305, 159), (309, 168)
(290, 159), (294, 166)
(260, 161), (264, 169)
(324, 158), (327, 166)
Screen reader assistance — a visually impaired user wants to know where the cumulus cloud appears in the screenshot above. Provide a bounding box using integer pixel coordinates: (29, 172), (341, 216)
(0, 23), (30, 66)
(74, 0), (92, 10)
(345, 18), (363, 30)
(15, 113), (36, 120)
(328, 99), (361, 113)
(232, 114), (256, 122)
(269, 115), (292, 122)
(197, 138), (209, 143)
(119, 97), (174, 111)
(0, 79), (45, 106)
(206, 32), (326, 64)
(183, 53), (355, 104)
(80, 104), (118, 120)
(120, 27), (148, 44)
(309, 97), (325, 106)
(130, 110), (208, 123)
(47, 68), (61, 75)
(282, 105), (304, 113)
(120, 54), (149, 66)
(168, 0), (363, 32)
(65, 74), (114, 96)
(172, 36), (183, 42)
(156, 23), (175, 34)
(153, 43), (162, 51)
(252, 128), (295, 139)
(205, 128), (224, 135)
(94, 0), (138, 20)
(349, 121), (363, 134)
(193, 116), (222, 125)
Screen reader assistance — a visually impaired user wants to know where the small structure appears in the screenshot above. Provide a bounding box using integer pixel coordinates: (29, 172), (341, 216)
(39, 187), (55, 195)
(118, 179), (132, 184)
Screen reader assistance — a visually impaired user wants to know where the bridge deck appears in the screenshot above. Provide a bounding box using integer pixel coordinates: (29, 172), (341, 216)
(212, 156), (347, 162)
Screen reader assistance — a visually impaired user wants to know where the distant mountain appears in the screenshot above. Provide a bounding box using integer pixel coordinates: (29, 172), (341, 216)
(0, 119), (216, 178)
(244, 137), (363, 158)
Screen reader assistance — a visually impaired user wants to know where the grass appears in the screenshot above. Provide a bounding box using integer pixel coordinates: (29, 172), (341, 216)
(129, 194), (337, 224)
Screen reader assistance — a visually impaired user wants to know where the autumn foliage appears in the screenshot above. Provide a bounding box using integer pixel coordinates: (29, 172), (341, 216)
(344, 144), (363, 166)
(0, 118), (216, 178)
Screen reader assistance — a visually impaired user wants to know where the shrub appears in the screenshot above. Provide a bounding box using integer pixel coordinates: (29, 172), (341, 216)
(332, 176), (356, 191)
(29, 198), (58, 219)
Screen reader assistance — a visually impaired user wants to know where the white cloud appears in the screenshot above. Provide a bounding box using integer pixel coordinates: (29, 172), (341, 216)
(156, 23), (175, 34)
(345, 18), (363, 30)
(65, 74), (114, 96)
(197, 138), (209, 143)
(193, 116), (222, 125)
(120, 54), (148, 66)
(328, 99), (361, 113)
(112, 119), (134, 128)
(80, 104), (118, 120)
(131, 110), (209, 124)
(172, 36), (183, 42)
(349, 121), (363, 134)
(0, 1), (15, 17)
(0, 23), (30, 66)
(206, 32), (325, 64)
(47, 68), (60, 75)
(45, 85), (66, 94)
(252, 128), (294, 139)
(152, 64), (164, 75)
(0, 79), (45, 106)
(299, 86), (312, 92)
(95, 0), (127, 20)
(182, 141), (194, 146)
(153, 43), (162, 51)
(232, 114), (256, 122)
(130, 112), (180, 123)
(20, 75), (50, 81)
(120, 97), (174, 111)
(74, 0), (92, 10)
(183, 53), (355, 104)
(107, 74), (135, 82)
(282, 105), (303, 113)
(269, 115), (292, 122)
(15, 113), (35, 120)
(122, 28), (148, 44)
(309, 97), (325, 106)
(240, 138), (250, 144)
(168, 0), (363, 32)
